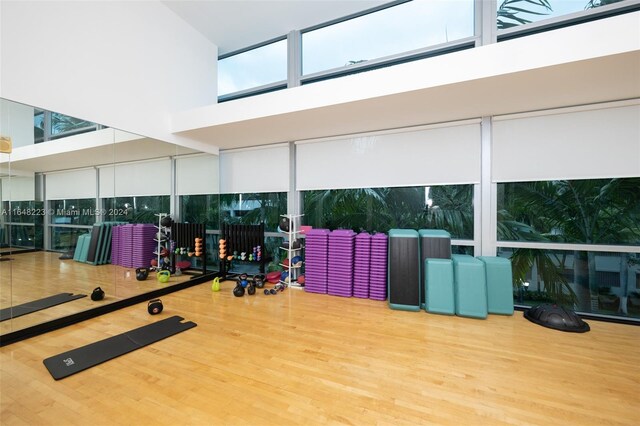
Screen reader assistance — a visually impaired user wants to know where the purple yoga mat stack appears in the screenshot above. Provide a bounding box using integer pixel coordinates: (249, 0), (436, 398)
(304, 229), (330, 294)
(353, 232), (372, 299)
(132, 224), (156, 269)
(119, 224), (134, 268)
(369, 232), (388, 301)
(327, 229), (356, 297)
(111, 225), (121, 266)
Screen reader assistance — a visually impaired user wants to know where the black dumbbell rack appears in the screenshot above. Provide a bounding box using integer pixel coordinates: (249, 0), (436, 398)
(220, 223), (265, 278)
(170, 222), (206, 275)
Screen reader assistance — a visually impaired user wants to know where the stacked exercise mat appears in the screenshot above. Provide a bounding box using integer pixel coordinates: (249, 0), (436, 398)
(387, 228), (514, 318)
(353, 232), (371, 298)
(305, 229), (388, 301)
(369, 233), (388, 301)
(111, 224), (156, 269)
(328, 230), (356, 297)
(304, 229), (329, 294)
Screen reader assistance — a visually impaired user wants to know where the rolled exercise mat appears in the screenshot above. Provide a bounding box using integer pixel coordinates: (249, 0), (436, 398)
(0, 293), (86, 322)
(418, 229), (451, 309)
(43, 315), (197, 380)
(388, 229), (420, 311)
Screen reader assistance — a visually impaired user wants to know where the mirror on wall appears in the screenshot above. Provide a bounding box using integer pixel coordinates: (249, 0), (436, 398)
(0, 98), (219, 339)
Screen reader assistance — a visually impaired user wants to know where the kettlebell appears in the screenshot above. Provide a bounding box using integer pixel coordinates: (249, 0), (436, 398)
(91, 286), (105, 301)
(211, 277), (221, 292)
(148, 299), (163, 315)
(233, 283), (245, 297)
(253, 274), (265, 289)
(136, 267), (149, 281)
(157, 270), (170, 283)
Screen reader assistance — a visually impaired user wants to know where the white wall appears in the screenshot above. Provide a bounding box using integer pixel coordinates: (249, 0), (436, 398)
(0, 0), (218, 153)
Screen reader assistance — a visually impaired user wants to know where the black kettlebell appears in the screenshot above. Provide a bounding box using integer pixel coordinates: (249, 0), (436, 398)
(136, 267), (149, 281)
(91, 287), (105, 301)
(247, 283), (256, 295)
(233, 284), (245, 297)
(253, 274), (265, 289)
(148, 299), (163, 315)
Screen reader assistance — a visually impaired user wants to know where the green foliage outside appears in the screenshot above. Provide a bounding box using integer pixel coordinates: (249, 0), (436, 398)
(303, 185), (473, 238)
(499, 178), (640, 310)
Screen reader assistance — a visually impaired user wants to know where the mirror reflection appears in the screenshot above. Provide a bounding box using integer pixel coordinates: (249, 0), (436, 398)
(0, 98), (219, 337)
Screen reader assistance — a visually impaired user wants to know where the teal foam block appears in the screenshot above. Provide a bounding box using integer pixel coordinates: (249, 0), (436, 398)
(388, 229), (420, 312)
(452, 254), (488, 319)
(425, 258), (455, 315)
(478, 256), (514, 315)
(418, 229), (451, 309)
(74, 233), (91, 263)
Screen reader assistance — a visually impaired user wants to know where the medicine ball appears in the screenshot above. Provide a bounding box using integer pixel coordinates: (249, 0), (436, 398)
(91, 287), (105, 301)
(279, 216), (290, 233)
(160, 215), (174, 228)
(148, 299), (163, 315)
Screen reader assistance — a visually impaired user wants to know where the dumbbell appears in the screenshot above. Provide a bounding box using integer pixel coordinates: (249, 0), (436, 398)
(263, 284), (285, 295)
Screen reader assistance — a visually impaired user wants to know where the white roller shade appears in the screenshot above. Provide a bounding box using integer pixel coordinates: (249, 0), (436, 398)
(296, 121), (481, 191)
(176, 154), (219, 195)
(493, 102), (640, 182)
(220, 145), (289, 193)
(46, 168), (96, 200)
(1, 176), (35, 201)
(99, 158), (171, 197)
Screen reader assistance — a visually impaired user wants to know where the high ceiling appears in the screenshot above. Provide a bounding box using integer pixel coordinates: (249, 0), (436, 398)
(161, 0), (387, 54)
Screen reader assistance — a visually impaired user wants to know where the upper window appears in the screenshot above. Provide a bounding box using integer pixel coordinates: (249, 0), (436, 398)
(50, 112), (95, 137)
(218, 39), (288, 97)
(497, 0), (630, 30)
(302, 0), (475, 76)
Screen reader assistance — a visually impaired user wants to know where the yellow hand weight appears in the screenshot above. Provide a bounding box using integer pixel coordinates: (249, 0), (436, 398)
(211, 277), (221, 292)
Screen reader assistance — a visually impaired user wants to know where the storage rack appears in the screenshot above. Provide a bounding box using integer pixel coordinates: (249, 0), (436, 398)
(153, 213), (170, 270)
(279, 214), (304, 288)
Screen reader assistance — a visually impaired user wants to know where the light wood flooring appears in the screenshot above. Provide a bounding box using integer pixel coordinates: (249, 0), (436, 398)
(1, 279), (639, 425)
(0, 251), (194, 334)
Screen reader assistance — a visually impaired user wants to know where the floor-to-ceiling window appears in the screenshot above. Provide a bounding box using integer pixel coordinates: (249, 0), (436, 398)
(497, 178), (640, 318)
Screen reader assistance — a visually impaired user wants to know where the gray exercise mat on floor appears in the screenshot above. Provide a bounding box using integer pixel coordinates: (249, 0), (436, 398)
(0, 293), (87, 322)
(43, 316), (197, 380)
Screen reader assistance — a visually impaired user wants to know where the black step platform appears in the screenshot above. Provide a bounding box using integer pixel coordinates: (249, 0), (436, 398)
(0, 293), (87, 322)
(43, 315), (197, 380)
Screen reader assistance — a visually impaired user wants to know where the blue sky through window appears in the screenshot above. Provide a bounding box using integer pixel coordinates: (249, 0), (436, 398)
(218, 0), (629, 96)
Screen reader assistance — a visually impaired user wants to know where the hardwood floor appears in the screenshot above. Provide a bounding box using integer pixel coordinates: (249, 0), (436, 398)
(0, 251), (194, 334)
(1, 279), (639, 425)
